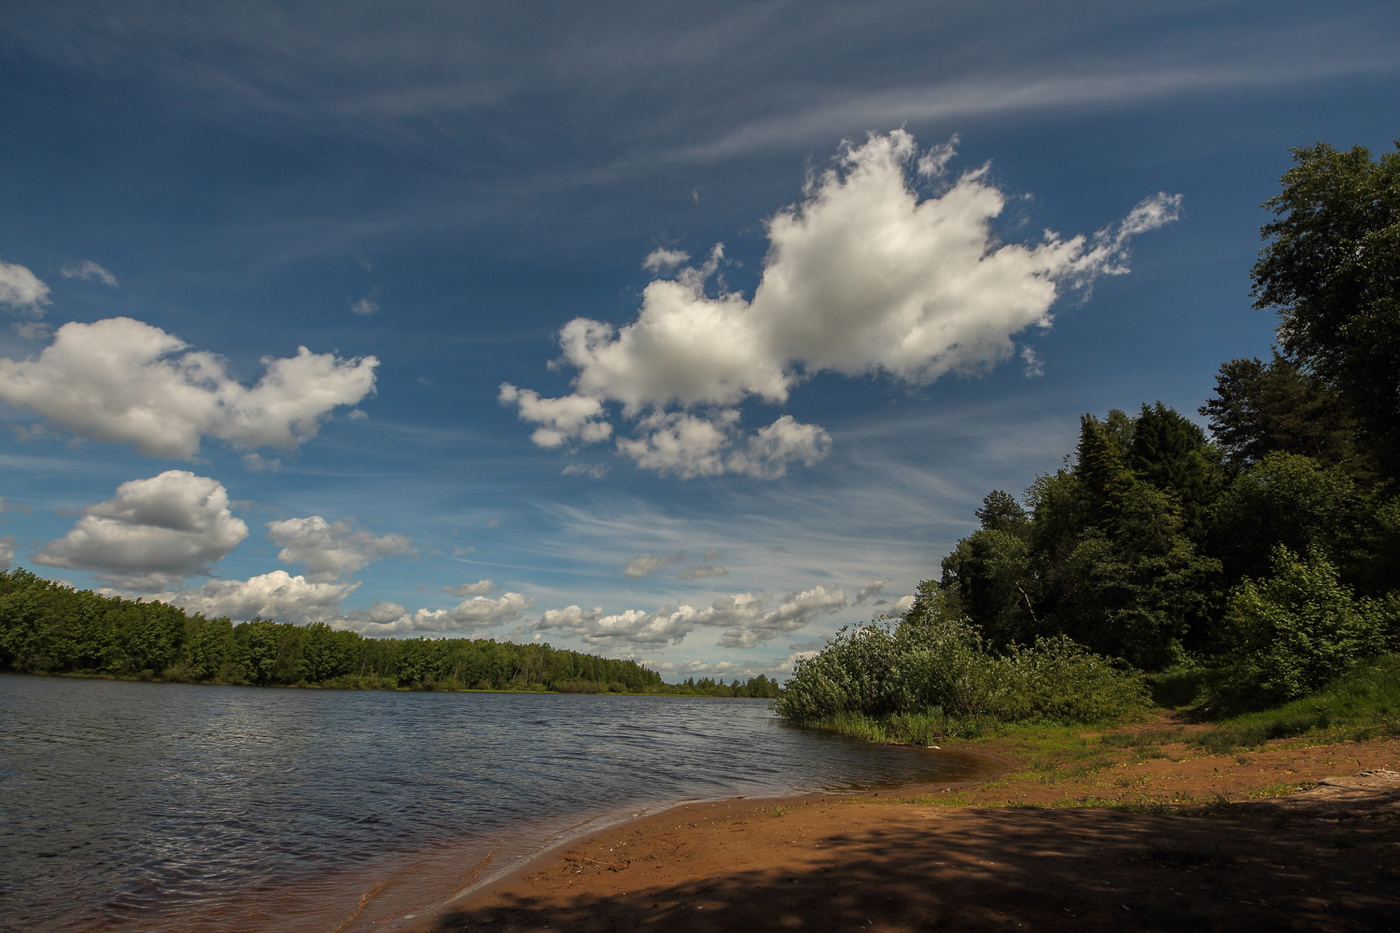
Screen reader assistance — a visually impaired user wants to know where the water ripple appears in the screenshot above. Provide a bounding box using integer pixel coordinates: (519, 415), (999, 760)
(0, 674), (984, 931)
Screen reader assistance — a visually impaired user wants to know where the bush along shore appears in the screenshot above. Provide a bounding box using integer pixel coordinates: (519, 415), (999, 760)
(0, 568), (777, 698)
(778, 136), (1400, 744)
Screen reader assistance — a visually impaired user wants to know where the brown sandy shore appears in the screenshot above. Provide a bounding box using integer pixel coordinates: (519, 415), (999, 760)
(411, 719), (1400, 932)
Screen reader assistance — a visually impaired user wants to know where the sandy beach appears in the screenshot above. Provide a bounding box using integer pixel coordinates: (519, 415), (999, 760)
(416, 722), (1400, 932)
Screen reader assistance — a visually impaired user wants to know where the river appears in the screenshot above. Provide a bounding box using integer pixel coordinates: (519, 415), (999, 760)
(0, 673), (984, 931)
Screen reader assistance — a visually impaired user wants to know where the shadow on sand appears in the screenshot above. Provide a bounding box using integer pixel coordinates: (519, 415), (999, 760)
(429, 804), (1399, 932)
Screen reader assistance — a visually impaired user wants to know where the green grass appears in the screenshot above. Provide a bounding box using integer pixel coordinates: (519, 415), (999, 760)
(1191, 653), (1400, 752)
(801, 709), (998, 745)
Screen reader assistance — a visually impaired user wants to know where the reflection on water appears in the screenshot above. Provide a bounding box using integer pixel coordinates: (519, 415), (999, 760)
(0, 674), (987, 931)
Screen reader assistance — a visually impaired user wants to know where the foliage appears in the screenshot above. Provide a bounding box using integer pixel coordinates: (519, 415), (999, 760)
(943, 408), (1221, 669)
(1207, 452), (1356, 585)
(0, 567), (665, 694)
(1200, 353), (1370, 476)
(1193, 652), (1400, 750)
(657, 674), (780, 698)
(1210, 547), (1393, 708)
(1251, 137), (1400, 480)
(774, 610), (1150, 735)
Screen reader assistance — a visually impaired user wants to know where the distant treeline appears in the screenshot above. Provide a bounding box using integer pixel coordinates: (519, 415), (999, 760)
(0, 568), (775, 698)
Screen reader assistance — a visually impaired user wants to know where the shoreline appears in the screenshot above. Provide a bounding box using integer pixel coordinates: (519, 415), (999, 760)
(413, 725), (1400, 932)
(400, 746), (1011, 930)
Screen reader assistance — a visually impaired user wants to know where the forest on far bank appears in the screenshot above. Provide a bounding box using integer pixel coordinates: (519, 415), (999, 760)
(0, 570), (778, 699)
(777, 137), (1400, 737)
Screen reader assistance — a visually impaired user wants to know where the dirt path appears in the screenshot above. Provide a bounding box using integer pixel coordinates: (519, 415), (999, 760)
(416, 725), (1400, 932)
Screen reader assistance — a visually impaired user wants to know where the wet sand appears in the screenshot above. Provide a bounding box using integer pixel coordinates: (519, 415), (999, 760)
(415, 726), (1400, 932)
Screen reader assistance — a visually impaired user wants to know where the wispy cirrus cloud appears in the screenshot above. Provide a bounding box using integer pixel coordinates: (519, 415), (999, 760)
(61, 260), (118, 287)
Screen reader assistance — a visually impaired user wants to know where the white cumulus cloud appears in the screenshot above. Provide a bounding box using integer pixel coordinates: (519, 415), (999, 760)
(0, 317), (378, 458)
(0, 535), (15, 571)
(155, 571), (358, 625)
(34, 471), (249, 589)
(717, 585), (848, 648)
(616, 410), (831, 479)
(498, 383), (612, 448)
(148, 572), (526, 635)
(342, 590), (534, 636)
(0, 258), (50, 314)
(267, 515), (414, 582)
(507, 131), (1178, 478)
(532, 584), (846, 650)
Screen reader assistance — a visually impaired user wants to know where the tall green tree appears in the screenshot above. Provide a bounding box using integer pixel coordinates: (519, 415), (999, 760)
(1251, 137), (1400, 480)
(1200, 353), (1369, 476)
(1128, 402), (1223, 535)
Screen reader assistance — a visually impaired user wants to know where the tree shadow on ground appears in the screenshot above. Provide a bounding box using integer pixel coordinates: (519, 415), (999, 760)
(431, 805), (1399, 932)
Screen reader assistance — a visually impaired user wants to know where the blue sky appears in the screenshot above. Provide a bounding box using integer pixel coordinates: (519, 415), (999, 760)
(0, 1), (1395, 681)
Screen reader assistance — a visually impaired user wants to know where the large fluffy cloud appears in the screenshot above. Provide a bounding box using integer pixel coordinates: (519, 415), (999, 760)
(34, 471), (249, 589)
(504, 131), (1178, 478)
(155, 571), (358, 625)
(532, 584), (846, 649)
(267, 514), (414, 582)
(0, 317), (378, 457)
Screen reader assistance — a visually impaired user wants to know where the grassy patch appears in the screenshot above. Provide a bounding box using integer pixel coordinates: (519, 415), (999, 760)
(1194, 712), (1331, 754)
(1131, 746), (1172, 762)
(801, 709), (1001, 745)
(1185, 653), (1400, 752)
(1243, 781), (1308, 800)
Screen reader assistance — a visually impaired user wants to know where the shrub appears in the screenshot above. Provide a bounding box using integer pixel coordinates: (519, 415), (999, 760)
(775, 613), (1150, 735)
(1214, 546), (1386, 707)
(999, 635), (1151, 724)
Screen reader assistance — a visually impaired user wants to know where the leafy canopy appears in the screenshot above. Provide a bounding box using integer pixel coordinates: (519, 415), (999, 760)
(1252, 137), (1400, 479)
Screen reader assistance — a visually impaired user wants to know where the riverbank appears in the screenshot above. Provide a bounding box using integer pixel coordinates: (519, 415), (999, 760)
(418, 718), (1400, 931)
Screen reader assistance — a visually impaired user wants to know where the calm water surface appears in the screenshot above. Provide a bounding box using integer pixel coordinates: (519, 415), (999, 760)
(0, 674), (987, 931)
